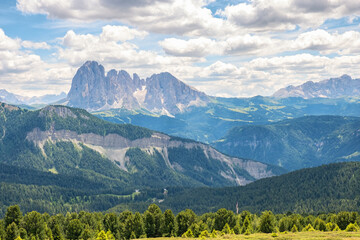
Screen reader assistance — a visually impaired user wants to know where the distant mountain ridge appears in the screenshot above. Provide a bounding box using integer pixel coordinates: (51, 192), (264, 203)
(273, 74), (360, 98)
(66, 61), (209, 115)
(0, 89), (66, 105)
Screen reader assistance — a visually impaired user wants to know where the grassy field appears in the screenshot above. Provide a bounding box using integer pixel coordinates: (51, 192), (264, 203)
(150, 232), (360, 240)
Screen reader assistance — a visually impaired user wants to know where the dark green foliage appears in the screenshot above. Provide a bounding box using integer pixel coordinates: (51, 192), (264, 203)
(5, 222), (19, 240)
(259, 211), (276, 233)
(176, 209), (196, 236)
(144, 204), (162, 238)
(161, 209), (175, 237)
(132, 212), (145, 238)
(103, 213), (118, 235)
(22, 211), (46, 240)
(213, 208), (236, 231)
(52, 224), (63, 240)
(4, 205), (22, 228)
(161, 162), (360, 214)
(66, 219), (83, 240)
(314, 218), (327, 231)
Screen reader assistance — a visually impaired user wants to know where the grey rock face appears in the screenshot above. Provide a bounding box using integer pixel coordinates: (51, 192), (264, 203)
(67, 61), (209, 114)
(273, 75), (360, 99)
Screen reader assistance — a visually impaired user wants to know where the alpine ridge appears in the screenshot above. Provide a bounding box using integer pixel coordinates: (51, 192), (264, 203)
(273, 74), (360, 99)
(66, 61), (209, 115)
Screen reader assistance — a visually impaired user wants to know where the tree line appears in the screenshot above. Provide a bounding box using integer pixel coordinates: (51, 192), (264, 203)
(1, 205), (360, 240)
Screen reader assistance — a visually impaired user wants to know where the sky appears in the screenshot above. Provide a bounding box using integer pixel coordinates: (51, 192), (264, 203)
(1, 0), (360, 97)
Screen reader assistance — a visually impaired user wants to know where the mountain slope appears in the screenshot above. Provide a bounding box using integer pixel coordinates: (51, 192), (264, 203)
(0, 102), (283, 189)
(160, 162), (360, 214)
(67, 61), (209, 115)
(273, 74), (360, 98)
(214, 115), (360, 170)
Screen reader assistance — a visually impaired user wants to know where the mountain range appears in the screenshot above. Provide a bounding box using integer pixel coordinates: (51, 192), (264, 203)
(66, 61), (209, 115)
(273, 74), (360, 98)
(0, 89), (66, 106)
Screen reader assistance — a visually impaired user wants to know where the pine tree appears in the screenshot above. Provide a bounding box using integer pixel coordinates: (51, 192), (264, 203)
(241, 215), (252, 234)
(52, 224), (63, 240)
(259, 211), (276, 233)
(132, 212), (144, 238)
(5, 223), (19, 240)
(291, 224), (298, 232)
(4, 206), (22, 228)
(66, 219), (83, 240)
(162, 209), (175, 237)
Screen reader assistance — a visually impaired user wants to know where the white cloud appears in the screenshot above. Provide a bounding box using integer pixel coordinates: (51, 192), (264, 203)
(0, 28), (73, 96)
(22, 40), (51, 49)
(292, 29), (360, 55)
(100, 25), (148, 42)
(16, 0), (235, 37)
(0, 29), (21, 50)
(160, 35), (282, 57)
(159, 37), (219, 57)
(219, 0), (360, 32)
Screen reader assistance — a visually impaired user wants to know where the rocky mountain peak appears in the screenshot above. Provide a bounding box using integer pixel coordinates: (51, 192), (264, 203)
(272, 75), (360, 99)
(66, 61), (210, 115)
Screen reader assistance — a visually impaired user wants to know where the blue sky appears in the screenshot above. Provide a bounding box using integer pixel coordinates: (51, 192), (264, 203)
(1, 0), (360, 97)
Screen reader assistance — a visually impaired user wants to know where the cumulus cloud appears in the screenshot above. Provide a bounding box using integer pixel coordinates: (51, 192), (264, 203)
(219, 0), (360, 32)
(292, 29), (360, 55)
(160, 35), (282, 57)
(0, 28), (73, 96)
(22, 40), (51, 49)
(16, 0), (235, 37)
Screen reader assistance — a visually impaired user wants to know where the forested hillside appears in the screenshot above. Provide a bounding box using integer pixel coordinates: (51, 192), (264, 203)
(214, 115), (360, 170)
(160, 162), (360, 214)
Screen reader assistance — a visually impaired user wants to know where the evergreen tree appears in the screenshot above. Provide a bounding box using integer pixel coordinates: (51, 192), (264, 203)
(181, 229), (194, 238)
(5, 223), (19, 240)
(241, 215), (252, 234)
(259, 211), (275, 233)
(52, 224), (63, 240)
(18, 228), (27, 240)
(4, 206), (22, 228)
(213, 208), (236, 231)
(103, 213), (118, 235)
(162, 209), (175, 237)
(23, 211), (46, 240)
(337, 211), (351, 230)
(144, 204), (162, 238)
(132, 212), (144, 238)
(66, 219), (83, 240)
(291, 224), (298, 232)
(80, 226), (93, 240)
(314, 218), (326, 231)
(176, 209), (196, 237)
(302, 224), (315, 232)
